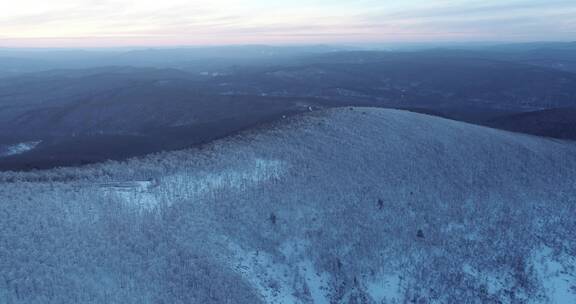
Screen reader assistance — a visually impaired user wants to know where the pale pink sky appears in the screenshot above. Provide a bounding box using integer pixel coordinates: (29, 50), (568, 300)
(1, 0), (575, 47)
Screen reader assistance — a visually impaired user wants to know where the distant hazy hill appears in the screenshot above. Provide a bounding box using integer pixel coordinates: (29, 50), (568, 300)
(0, 45), (342, 76)
(220, 52), (576, 111)
(419, 42), (576, 73)
(0, 66), (324, 170)
(1, 54), (576, 170)
(1, 108), (575, 303)
(486, 108), (576, 140)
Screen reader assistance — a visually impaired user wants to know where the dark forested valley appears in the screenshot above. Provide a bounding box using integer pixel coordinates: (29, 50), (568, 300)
(1, 43), (576, 170)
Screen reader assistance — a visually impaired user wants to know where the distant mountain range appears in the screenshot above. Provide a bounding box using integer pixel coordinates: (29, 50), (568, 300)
(0, 44), (575, 170)
(0, 45), (343, 76)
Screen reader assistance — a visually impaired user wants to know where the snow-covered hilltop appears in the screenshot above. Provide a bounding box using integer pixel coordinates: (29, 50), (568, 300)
(1, 107), (575, 303)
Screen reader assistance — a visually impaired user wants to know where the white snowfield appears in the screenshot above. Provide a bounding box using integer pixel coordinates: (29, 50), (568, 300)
(1, 107), (575, 304)
(0, 141), (41, 157)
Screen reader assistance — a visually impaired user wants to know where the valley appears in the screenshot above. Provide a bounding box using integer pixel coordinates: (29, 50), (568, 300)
(1, 45), (576, 170)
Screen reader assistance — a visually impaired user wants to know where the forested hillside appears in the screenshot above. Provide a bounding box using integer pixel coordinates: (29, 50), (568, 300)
(1, 108), (575, 303)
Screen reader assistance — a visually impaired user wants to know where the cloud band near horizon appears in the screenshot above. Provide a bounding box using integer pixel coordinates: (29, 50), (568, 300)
(0, 0), (575, 47)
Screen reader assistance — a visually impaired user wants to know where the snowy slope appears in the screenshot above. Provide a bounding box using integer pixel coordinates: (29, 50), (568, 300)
(0, 141), (41, 157)
(1, 107), (575, 303)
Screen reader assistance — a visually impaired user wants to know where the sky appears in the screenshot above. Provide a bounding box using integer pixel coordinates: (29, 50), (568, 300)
(0, 0), (575, 47)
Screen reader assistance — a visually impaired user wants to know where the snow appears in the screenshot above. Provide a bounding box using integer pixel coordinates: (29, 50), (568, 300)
(532, 247), (576, 303)
(159, 158), (285, 202)
(0, 141), (41, 157)
(231, 243), (300, 304)
(230, 240), (331, 304)
(200, 72), (227, 77)
(100, 181), (158, 211)
(298, 260), (331, 304)
(279, 240), (331, 304)
(2, 108), (576, 303)
(101, 158), (285, 210)
(366, 273), (402, 303)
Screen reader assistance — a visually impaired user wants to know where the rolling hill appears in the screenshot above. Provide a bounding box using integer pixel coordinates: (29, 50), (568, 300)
(0, 66), (324, 170)
(486, 108), (576, 140)
(2, 48), (576, 171)
(1, 107), (575, 303)
(214, 52), (576, 111)
(426, 42), (576, 73)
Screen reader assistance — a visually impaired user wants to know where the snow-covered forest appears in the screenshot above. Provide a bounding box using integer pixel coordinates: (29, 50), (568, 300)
(1, 107), (575, 303)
